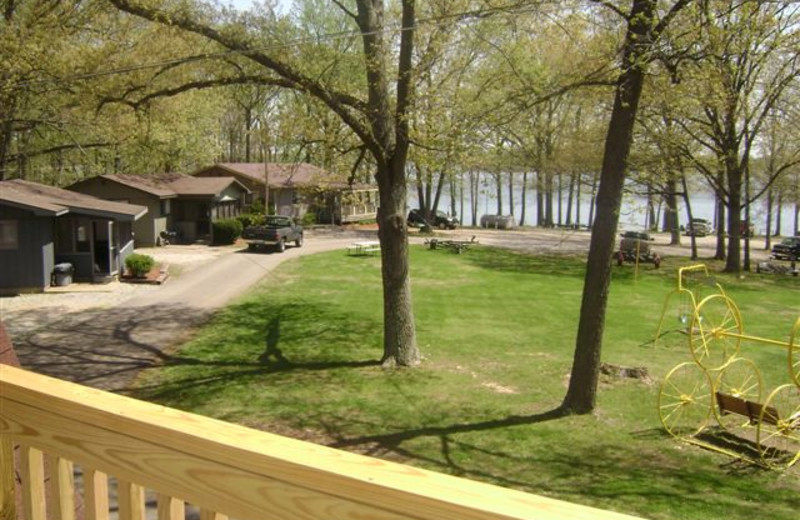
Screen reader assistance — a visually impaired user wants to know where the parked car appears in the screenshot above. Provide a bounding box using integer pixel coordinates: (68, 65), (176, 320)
(686, 218), (713, 237)
(242, 215), (303, 253)
(616, 231), (660, 268)
(480, 214), (517, 229)
(408, 209), (458, 230)
(771, 236), (800, 261)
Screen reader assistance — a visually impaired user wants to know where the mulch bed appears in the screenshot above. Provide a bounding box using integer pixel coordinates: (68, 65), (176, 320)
(120, 263), (169, 284)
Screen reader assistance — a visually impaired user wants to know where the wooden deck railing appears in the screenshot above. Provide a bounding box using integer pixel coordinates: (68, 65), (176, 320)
(0, 365), (642, 520)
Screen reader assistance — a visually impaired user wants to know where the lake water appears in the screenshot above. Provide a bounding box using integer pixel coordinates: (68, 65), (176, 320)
(409, 186), (798, 236)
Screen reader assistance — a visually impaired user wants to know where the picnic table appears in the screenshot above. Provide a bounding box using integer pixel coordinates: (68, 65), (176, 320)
(347, 241), (381, 256)
(424, 236), (478, 254)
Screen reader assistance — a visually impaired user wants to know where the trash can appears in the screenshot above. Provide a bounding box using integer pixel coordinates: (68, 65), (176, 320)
(52, 263), (73, 287)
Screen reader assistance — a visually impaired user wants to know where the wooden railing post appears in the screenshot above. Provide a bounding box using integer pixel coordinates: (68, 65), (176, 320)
(156, 494), (185, 520)
(1, 323), (20, 520)
(0, 438), (15, 520)
(199, 510), (228, 520)
(117, 480), (145, 520)
(19, 445), (46, 520)
(83, 468), (109, 520)
(46, 455), (75, 520)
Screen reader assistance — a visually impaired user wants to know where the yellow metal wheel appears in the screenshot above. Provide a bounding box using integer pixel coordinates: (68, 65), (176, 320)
(690, 294), (742, 370)
(756, 384), (800, 469)
(659, 362), (713, 438)
(789, 316), (800, 388)
(713, 357), (762, 432)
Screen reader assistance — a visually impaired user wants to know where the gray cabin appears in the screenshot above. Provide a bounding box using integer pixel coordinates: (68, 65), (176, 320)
(0, 179), (146, 293)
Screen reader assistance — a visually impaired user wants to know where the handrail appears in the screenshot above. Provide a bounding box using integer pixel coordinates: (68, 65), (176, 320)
(0, 366), (641, 520)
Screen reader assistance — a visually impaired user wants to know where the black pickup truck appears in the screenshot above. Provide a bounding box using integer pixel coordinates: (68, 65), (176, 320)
(242, 215), (304, 253)
(771, 236), (800, 261)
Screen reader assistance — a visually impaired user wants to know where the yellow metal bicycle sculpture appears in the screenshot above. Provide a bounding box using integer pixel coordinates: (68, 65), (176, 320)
(655, 265), (800, 468)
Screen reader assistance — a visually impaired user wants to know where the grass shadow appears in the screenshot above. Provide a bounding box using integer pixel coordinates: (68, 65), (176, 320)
(130, 298), (383, 402)
(461, 247), (588, 278)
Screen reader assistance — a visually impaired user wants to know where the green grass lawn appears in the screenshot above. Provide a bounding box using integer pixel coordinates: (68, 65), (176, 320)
(132, 246), (800, 519)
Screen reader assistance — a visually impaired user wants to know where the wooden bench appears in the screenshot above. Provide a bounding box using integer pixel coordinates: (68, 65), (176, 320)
(346, 242), (380, 256)
(716, 392), (780, 426)
(425, 237), (477, 254)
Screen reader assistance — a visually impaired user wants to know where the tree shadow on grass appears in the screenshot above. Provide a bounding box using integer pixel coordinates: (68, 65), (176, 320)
(462, 247), (588, 278)
(326, 417), (798, 516)
(129, 299), (383, 400)
(13, 298), (382, 396)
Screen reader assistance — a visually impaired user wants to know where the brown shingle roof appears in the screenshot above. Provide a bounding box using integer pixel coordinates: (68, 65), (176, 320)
(96, 173), (177, 198)
(0, 179), (147, 220)
(200, 163), (349, 189)
(73, 173), (249, 198)
(167, 176), (245, 196)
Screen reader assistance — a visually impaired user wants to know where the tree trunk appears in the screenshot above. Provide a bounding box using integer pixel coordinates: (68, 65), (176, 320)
(588, 172), (598, 228)
(743, 162), (751, 272)
(724, 155), (742, 273)
(557, 172), (563, 226)
(765, 188), (773, 250)
(561, 0), (655, 415)
(449, 173), (457, 218)
(681, 174), (698, 260)
(470, 170), (479, 227)
(377, 158), (418, 366)
(508, 171), (514, 217)
(565, 173), (575, 227)
(520, 171), (528, 226)
(647, 184), (657, 231)
(576, 173), (582, 228)
(458, 175), (464, 226)
(536, 170), (545, 226)
(545, 171), (554, 226)
(0, 115), (13, 181)
(715, 192), (726, 260)
(495, 172), (503, 215)
(431, 170), (446, 218)
(664, 177), (680, 244)
(245, 106), (253, 163)
(415, 165), (426, 215)
(357, 0), (419, 366)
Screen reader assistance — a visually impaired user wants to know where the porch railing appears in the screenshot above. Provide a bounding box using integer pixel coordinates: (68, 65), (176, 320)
(0, 365), (641, 520)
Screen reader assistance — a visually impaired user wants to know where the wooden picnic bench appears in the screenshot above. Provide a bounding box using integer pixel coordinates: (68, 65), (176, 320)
(346, 241), (380, 256)
(424, 236), (478, 254)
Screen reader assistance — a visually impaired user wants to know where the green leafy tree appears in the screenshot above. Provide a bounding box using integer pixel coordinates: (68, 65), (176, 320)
(108, 0), (426, 366)
(665, 1), (800, 272)
(561, 0), (693, 414)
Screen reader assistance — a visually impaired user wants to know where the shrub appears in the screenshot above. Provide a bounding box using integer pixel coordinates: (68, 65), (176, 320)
(125, 253), (155, 278)
(213, 218), (243, 245)
(236, 213), (259, 229)
(248, 199), (265, 215)
(301, 211), (317, 226)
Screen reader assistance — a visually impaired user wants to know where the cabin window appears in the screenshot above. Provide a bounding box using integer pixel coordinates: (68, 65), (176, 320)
(76, 223), (90, 252)
(0, 220), (18, 250)
(161, 199), (171, 216)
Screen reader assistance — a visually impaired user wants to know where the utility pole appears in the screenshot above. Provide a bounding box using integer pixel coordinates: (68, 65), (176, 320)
(263, 131), (270, 215)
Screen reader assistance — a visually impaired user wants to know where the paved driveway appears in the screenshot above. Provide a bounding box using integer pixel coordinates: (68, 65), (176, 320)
(3, 231), (360, 393)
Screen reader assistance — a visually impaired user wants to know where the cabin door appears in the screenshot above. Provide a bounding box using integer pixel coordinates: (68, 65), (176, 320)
(92, 220), (118, 276)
